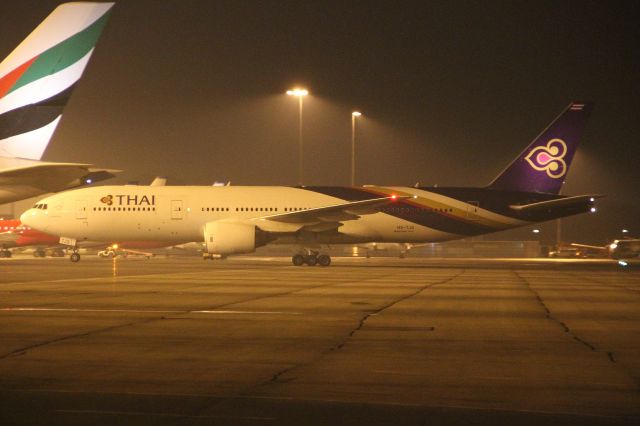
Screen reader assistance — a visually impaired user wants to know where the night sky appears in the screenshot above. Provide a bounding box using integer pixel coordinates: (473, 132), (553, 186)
(2, 0), (638, 244)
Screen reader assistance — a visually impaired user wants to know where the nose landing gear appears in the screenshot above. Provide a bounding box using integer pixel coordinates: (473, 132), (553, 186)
(70, 248), (80, 262)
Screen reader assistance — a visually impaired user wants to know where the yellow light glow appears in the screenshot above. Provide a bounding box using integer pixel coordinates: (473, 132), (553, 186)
(352, 111), (362, 117)
(286, 88), (309, 97)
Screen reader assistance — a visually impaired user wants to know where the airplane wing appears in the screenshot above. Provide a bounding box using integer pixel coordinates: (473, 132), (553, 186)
(0, 161), (120, 204)
(509, 194), (603, 212)
(252, 195), (412, 233)
(570, 243), (608, 252)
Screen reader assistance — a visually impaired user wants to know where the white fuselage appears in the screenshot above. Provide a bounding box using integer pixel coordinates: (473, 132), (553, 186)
(21, 185), (528, 248)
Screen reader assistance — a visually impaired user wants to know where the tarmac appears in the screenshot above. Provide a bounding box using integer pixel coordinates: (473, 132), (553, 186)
(0, 255), (639, 425)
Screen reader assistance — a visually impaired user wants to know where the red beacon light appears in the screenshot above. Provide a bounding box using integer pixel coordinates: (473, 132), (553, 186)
(391, 194), (397, 200)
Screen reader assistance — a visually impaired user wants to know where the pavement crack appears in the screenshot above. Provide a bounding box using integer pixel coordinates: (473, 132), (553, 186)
(268, 366), (296, 383)
(0, 317), (160, 360)
(195, 271), (406, 315)
(264, 269), (465, 385)
(513, 271), (615, 363)
(330, 270), (464, 351)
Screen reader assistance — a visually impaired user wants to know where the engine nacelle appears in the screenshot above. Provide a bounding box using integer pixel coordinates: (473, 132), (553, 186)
(204, 221), (259, 255)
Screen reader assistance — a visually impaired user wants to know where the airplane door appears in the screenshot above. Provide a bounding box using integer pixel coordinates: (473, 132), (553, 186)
(171, 200), (183, 220)
(75, 200), (88, 219)
(466, 201), (479, 220)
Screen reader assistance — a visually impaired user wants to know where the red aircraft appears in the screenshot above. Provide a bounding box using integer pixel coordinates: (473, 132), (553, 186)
(0, 219), (171, 258)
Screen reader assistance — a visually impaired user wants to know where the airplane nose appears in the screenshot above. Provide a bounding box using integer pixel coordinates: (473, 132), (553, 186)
(20, 208), (41, 229)
(20, 210), (32, 225)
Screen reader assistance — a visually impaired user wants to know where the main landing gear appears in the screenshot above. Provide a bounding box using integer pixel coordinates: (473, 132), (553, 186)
(33, 248), (65, 258)
(292, 250), (331, 267)
(0, 249), (12, 258)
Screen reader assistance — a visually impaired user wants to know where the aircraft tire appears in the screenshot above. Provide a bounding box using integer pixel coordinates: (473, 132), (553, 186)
(292, 254), (305, 266)
(70, 253), (81, 263)
(318, 254), (331, 266)
(305, 256), (318, 266)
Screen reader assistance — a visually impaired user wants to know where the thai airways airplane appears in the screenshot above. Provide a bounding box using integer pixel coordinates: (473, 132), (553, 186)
(22, 102), (599, 265)
(0, 2), (118, 204)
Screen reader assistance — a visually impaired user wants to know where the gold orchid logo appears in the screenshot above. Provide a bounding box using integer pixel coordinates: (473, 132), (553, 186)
(100, 195), (113, 205)
(524, 139), (568, 179)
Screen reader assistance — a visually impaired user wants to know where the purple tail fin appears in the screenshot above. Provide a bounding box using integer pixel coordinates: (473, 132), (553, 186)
(488, 101), (593, 194)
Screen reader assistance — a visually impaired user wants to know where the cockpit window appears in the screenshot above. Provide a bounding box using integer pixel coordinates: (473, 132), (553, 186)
(33, 203), (48, 210)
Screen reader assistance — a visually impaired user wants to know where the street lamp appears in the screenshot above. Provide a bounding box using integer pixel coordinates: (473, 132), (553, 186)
(351, 111), (362, 186)
(286, 88), (309, 186)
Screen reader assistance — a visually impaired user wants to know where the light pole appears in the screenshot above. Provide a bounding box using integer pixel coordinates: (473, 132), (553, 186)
(286, 88), (308, 186)
(351, 111), (361, 187)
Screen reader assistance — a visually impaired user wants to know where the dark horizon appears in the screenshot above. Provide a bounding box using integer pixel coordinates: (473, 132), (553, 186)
(1, 0), (638, 244)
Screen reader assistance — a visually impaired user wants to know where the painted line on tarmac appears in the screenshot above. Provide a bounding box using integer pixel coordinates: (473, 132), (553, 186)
(0, 268), (278, 287)
(55, 409), (275, 421)
(0, 307), (301, 315)
(194, 309), (301, 315)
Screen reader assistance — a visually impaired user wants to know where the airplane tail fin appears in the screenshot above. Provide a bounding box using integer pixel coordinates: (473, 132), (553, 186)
(487, 101), (593, 194)
(0, 2), (114, 160)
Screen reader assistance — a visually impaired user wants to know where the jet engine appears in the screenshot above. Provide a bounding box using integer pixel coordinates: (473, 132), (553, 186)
(204, 221), (271, 256)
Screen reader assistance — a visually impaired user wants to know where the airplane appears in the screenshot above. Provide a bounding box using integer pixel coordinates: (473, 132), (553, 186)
(0, 177), (188, 258)
(22, 101), (600, 265)
(0, 2), (118, 205)
(571, 238), (640, 260)
(0, 218), (59, 257)
(0, 217), (174, 259)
